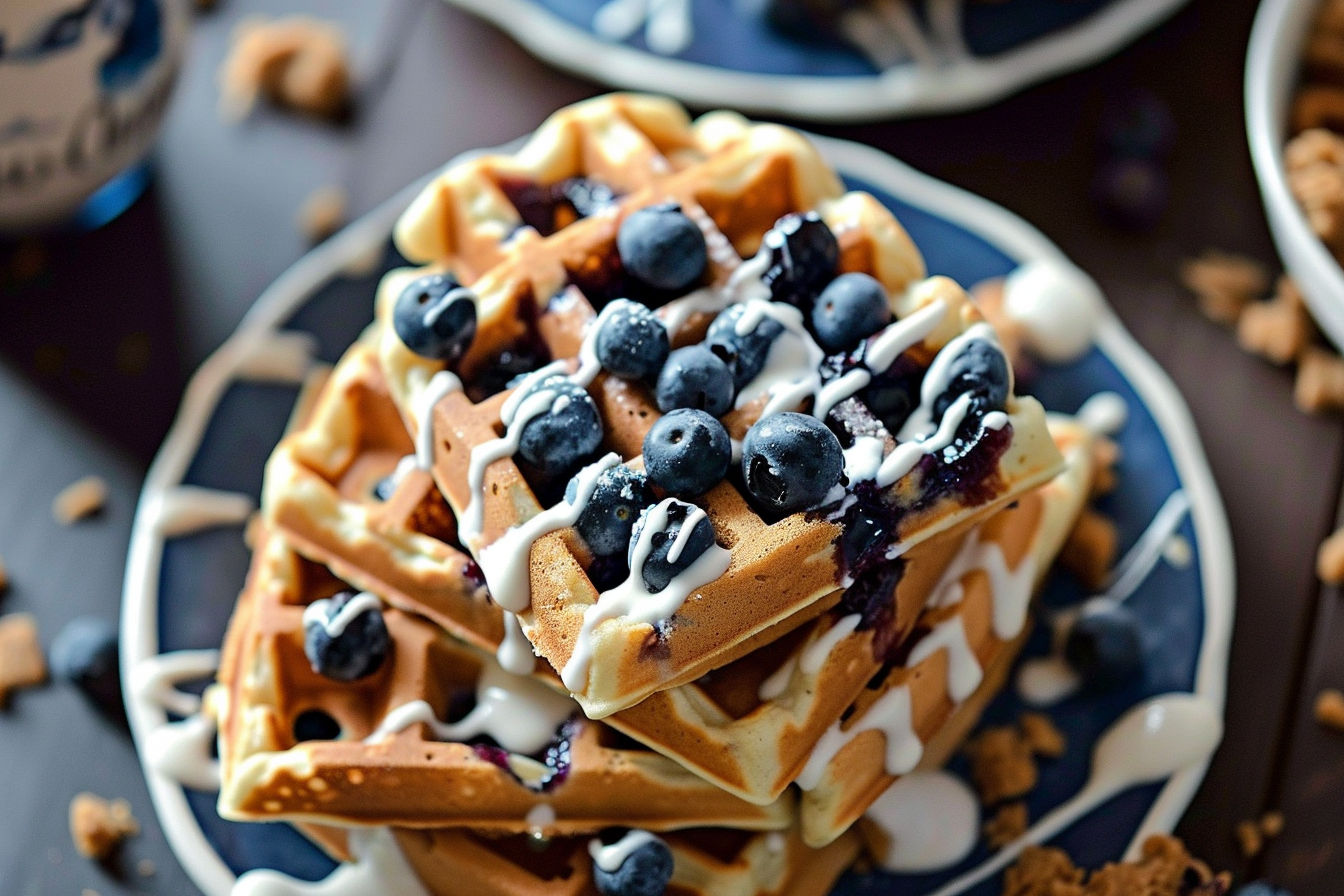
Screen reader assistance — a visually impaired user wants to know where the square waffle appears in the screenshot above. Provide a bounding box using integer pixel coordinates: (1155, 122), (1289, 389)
(368, 102), (1062, 717)
(214, 529), (791, 832)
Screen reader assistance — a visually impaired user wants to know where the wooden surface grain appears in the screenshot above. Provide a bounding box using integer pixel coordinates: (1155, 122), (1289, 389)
(1, 0), (1342, 892)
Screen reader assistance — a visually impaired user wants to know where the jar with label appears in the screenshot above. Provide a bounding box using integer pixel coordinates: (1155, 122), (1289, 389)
(0, 0), (189, 232)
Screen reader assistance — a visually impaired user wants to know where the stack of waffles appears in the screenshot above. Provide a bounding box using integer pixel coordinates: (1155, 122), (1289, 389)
(212, 94), (1100, 895)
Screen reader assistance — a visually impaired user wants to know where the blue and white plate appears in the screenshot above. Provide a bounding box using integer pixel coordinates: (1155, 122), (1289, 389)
(121, 132), (1233, 895)
(441, 0), (1189, 120)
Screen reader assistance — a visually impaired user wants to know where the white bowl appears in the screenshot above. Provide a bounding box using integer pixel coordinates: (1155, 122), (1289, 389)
(1247, 0), (1344, 350)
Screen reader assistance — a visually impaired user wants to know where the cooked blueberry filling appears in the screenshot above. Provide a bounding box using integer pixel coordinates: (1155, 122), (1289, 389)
(911, 419), (1012, 511)
(469, 718), (576, 792)
(497, 176), (618, 237)
(837, 560), (908, 662)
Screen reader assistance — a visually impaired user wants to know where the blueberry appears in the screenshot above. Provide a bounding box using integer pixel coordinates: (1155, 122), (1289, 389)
(654, 345), (735, 416)
(303, 590), (390, 681)
(51, 616), (120, 706)
(931, 338), (1010, 420)
(741, 412), (843, 513)
(1063, 599), (1143, 688)
(705, 303), (785, 390)
(760, 211), (839, 309)
(629, 500), (717, 593)
(393, 273), (478, 363)
(810, 272), (891, 353)
(643, 409), (732, 498)
(592, 834), (674, 896)
(515, 376), (604, 476)
(616, 203), (708, 294)
(595, 299), (670, 381)
(568, 465), (656, 557)
(1091, 156), (1169, 231)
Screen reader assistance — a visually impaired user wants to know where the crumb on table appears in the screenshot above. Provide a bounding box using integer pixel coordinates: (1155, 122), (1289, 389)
(1235, 818), (1264, 858)
(1296, 349), (1344, 415)
(0, 613), (47, 705)
(219, 16), (352, 121)
(1260, 810), (1285, 839)
(1318, 527), (1344, 584)
(0, 556), (8, 593)
(1314, 688), (1344, 733)
(69, 793), (139, 860)
(1236, 280), (1316, 366)
(1019, 712), (1067, 759)
(298, 185), (348, 243)
(52, 476), (107, 525)
(965, 725), (1037, 805)
(1180, 250), (1269, 324)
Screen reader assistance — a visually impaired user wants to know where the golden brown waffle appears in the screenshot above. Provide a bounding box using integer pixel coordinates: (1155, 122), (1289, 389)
(301, 822), (860, 896)
(214, 530), (792, 832)
(797, 418), (1096, 846)
(385, 135), (1061, 717)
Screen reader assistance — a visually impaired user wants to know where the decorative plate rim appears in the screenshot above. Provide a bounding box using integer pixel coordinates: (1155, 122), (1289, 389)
(120, 132), (1235, 896)
(440, 0), (1190, 121)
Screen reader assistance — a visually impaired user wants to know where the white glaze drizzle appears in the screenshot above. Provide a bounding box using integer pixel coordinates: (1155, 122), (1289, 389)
(1101, 490), (1190, 603)
(924, 694), (1221, 896)
(302, 592), (382, 639)
(588, 829), (663, 873)
(1075, 391), (1127, 436)
(1001, 258), (1103, 364)
(414, 370), (463, 471)
(796, 683), (920, 790)
(131, 649), (221, 718)
(365, 660), (574, 756)
(231, 827), (428, 896)
(497, 612), (537, 676)
(559, 499), (731, 692)
(905, 614), (981, 702)
(896, 322), (1006, 444)
(146, 486), (255, 538)
(235, 330), (317, 384)
(525, 803), (556, 835)
(478, 454), (620, 614)
(865, 296), (948, 371)
(800, 614), (862, 676)
(145, 712), (220, 791)
(1017, 655), (1083, 706)
(459, 387), (558, 550)
(929, 525), (1037, 641)
(864, 770), (980, 873)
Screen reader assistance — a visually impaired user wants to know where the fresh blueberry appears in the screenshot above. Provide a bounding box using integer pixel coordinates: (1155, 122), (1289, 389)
(303, 590), (390, 681)
(51, 616), (120, 707)
(643, 409), (732, 498)
(629, 500), (718, 593)
(568, 465), (656, 557)
(592, 834), (675, 896)
(1062, 599), (1143, 688)
(595, 299), (670, 381)
(1091, 156), (1169, 231)
(931, 338), (1011, 419)
(515, 376), (605, 476)
(616, 203), (708, 294)
(654, 345), (735, 416)
(741, 412), (844, 513)
(810, 272), (891, 353)
(705, 303), (785, 390)
(760, 211), (839, 309)
(392, 273), (478, 364)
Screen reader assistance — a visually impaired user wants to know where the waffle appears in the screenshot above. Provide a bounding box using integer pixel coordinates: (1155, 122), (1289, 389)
(797, 418), (1096, 846)
(300, 823), (861, 896)
(214, 529), (791, 832)
(366, 98), (1063, 718)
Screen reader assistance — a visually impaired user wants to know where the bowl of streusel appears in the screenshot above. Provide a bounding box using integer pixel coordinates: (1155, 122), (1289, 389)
(1248, 0), (1344, 350)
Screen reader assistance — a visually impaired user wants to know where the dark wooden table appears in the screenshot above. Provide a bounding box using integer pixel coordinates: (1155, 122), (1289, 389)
(2, 0), (1341, 892)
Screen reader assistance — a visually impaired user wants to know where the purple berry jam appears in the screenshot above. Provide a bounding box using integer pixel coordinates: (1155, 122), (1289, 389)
(836, 560), (908, 662)
(911, 418), (1012, 512)
(469, 718), (575, 792)
(497, 176), (618, 237)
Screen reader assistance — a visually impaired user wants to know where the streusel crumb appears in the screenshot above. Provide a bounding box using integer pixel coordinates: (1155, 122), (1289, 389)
(1020, 712), (1067, 759)
(1318, 527), (1344, 584)
(984, 802), (1028, 848)
(1060, 508), (1118, 591)
(52, 476), (107, 524)
(1004, 835), (1230, 896)
(69, 793), (139, 860)
(0, 613), (47, 705)
(1180, 251), (1269, 324)
(966, 725), (1037, 805)
(1314, 688), (1344, 733)
(219, 17), (351, 121)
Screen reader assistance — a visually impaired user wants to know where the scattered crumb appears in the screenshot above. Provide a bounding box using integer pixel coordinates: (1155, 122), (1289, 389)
(219, 17), (352, 121)
(1318, 527), (1344, 584)
(1286, 129), (1344, 261)
(137, 858), (157, 877)
(82, 889), (99, 896)
(69, 793), (139, 860)
(298, 185), (348, 243)
(1235, 818), (1263, 858)
(1004, 834), (1230, 895)
(1060, 509), (1118, 591)
(0, 556), (8, 593)
(1295, 348), (1344, 414)
(1180, 251), (1269, 324)
(53, 476), (108, 525)
(984, 802), (1028, 848)
(1019, 712), (1067, 759)
(1314, 688), (1344, 733)
(1236, 289), (1316, 365)
(965, 725), (1037, 805)
(0, 613), (47, 705)
(1260, 810), (1285, 839)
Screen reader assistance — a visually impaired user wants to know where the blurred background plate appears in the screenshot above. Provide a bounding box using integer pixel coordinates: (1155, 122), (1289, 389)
(121, 131), (1233, 895)
(437, 0), (1191, 120)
